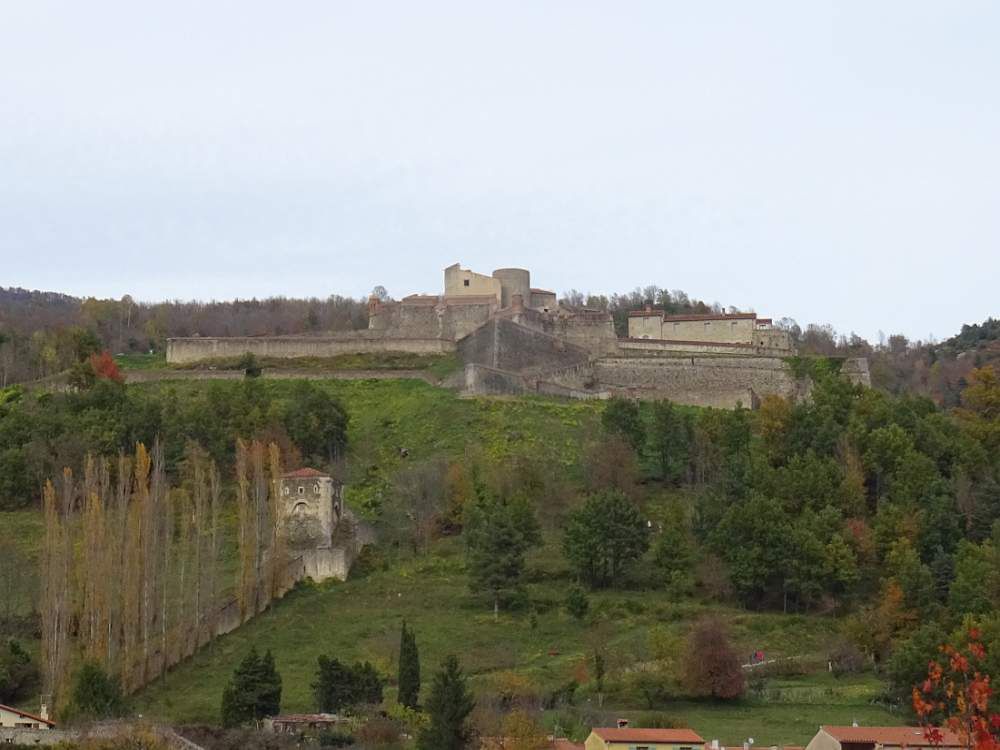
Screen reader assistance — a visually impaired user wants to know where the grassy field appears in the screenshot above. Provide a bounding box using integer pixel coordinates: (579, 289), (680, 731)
(1, 378), (905, 741)
(133, 537), (901, 743)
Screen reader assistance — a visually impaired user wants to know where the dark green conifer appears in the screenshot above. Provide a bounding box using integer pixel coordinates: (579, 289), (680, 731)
(397, 620), (420, 709)
(416, 655), (474, 750)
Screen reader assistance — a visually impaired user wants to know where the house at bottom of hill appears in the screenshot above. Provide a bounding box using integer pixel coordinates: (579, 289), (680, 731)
(0, 702), (55, 730)
(585, 725), (705, 750)
(805, 725), (964, 750)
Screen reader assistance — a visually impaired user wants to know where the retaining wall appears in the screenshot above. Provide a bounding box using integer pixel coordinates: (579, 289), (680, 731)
(166, 336), (454, 364)
(593, 355), (807, 408)
(457, 318), (591, 373)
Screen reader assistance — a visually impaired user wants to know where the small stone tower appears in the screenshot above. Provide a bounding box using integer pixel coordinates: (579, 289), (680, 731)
(280, 468), (345, 581)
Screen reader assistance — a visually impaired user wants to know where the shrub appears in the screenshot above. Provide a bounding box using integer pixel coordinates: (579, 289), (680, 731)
(565, 585), (590, 620)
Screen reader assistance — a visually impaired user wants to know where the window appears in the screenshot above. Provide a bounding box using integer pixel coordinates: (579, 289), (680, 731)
(283, 486), (290, 496)
(463, 279), (470, 287)
(297, 486), (305, 495)
(313, 483), (320, 493)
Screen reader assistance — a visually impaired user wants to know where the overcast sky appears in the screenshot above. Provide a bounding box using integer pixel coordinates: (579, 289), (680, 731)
(1, 2), (997, 342)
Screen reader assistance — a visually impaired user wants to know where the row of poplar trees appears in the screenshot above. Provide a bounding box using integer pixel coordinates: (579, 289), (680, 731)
(41, 438), (291, 709)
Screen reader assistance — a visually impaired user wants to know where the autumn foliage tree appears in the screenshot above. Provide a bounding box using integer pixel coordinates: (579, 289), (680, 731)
(682, 618), (745, 700)
(913, 628), (1000, 750)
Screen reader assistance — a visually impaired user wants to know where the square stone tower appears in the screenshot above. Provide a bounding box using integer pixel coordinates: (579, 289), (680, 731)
(280, 468), (342, 553)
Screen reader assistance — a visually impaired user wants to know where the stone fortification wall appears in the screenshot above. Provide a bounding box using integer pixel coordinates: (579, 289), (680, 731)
(463, 364), (607, 400)
(753, 328), (794, 352)
(368, 297), (495, 340)
(508, 308), (619, 356)
(166, 335), (454, 364)
(593, 355), (810, 408)
(619, 338), (791, 357)
(463, 363), (531, 396)
(457, 317), (591, 373)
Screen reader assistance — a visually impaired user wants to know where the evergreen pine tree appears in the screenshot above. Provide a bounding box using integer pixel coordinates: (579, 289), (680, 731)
(417, 655), (474, 750)
(221, 646), (282, 727)
(397, 621), (421, 709)
(259, 649), (283, 718)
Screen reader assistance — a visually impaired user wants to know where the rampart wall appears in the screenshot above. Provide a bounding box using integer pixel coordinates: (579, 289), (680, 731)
(506, 308), (619, 355)
(593, 355), (806, 408)
(166, 335), (454, 364)
(368, 298), (494, 340)
(457, 318), (591, 372)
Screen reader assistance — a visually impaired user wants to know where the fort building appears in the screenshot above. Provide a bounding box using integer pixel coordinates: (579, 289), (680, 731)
(280, 467), (371, 583)
(627, 309), (794, 353)
(167, 262), (870, 408)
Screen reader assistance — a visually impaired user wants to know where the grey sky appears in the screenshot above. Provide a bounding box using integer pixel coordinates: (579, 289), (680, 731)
(2, 1), (997, 342)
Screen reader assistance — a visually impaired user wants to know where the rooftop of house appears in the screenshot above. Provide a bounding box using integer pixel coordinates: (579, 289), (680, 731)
(592, 727), (705, 743)
(820, 726), (964, 747)
(0, 703), (55, 727)
(268, 713), (340, 724)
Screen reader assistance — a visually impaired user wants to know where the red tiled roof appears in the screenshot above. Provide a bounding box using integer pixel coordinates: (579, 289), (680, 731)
(0, 703), (56, 727)
(593, 727), (705, 743)
(282, 468), (329, 479)
(821, 726), (964, 747)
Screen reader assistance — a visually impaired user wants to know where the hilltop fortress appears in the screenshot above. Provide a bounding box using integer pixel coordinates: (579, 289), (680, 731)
(167, 263), (870, 408)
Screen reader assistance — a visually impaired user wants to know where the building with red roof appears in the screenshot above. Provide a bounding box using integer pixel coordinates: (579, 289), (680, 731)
(805, 725), (965, 750)
(586, 725), (705, 750)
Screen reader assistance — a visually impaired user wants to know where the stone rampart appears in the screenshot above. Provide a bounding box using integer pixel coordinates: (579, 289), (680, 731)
(619, 338), (791, 357)
(166, 336), (454, 364)
(463, 363), (531, 396)
(457, 318), (591, 373)
(593, 355), (809, 408)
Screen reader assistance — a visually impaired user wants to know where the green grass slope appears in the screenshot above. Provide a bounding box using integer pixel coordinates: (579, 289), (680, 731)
(1, 379), (904, 742)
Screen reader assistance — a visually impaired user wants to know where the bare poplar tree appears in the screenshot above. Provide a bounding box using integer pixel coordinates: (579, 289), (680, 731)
(268, 442), (286, 598)
(235, 439), (256, 622)
(40, 477), (71, 705)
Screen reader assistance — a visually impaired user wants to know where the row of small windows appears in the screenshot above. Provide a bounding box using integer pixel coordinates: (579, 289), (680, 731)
(282, 483), (321, 496)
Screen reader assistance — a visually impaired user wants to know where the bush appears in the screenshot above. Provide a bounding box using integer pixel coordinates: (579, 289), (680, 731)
(829, 640), (866, 677)
(565, 585), (590, 620)
(318, 729), (356, 747)
(0, 639), (39, 703)
(67, 661), (126, 721)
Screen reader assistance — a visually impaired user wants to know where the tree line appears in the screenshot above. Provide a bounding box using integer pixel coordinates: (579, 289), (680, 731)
(38, 435), (327, 712)
(0, 377), (348, 511)
(0, 286), (369, 384)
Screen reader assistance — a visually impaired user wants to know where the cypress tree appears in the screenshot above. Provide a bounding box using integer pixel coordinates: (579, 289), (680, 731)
(397, 621), (420, 709)
(417, 655), (474, 750)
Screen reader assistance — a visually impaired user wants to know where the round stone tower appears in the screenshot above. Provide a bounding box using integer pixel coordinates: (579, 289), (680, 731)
(491, 268), (531, 309)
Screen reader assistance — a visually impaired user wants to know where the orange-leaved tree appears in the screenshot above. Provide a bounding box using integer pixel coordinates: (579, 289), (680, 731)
(89, 351), (124, 384)
(912, 628), (1000, 749)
